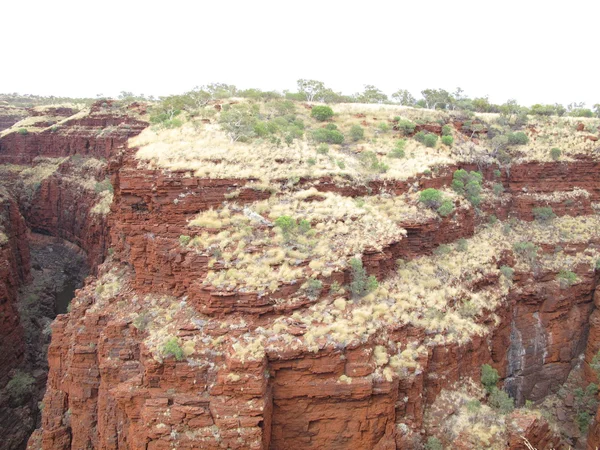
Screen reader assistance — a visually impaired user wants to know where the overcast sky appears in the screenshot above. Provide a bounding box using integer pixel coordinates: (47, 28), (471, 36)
(2, 0), (598, 107)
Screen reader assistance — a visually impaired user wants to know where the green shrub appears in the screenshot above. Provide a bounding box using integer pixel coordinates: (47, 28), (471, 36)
(423, 134), (438, 148)
(492, 183), (504, 196)
(500, 265), (514, 281)
(414, 131), (426, 143)
(349, 125), (364, 141)
(425, 437), (443, 450)
(311, 105), (334, 121)
(481, 364), (499, 393)
(179, 235), (191, 246)
(95, 178), (114, 194)
(513, 241), (539, 265)
(456, 238), (468, 252)
(532, 206), (556, 223)
(441, 135), (453, 146)
(396, 119), (416, 135)
(488, 387), (515, 414)
(163, 337), (184, 360)
(304, 278), (323, 299)
(494, 169), (502, 177)
(312, 128), (344, 144)
(359, 151), (389, 173)
(434, 244), (452, 256)
(452, 169), (483, 206)
(349, 258), (378, 298)
(507, 131), (529, 145)
(6, 371), (35, 404)
(419, 188), (444, 209)
(275, 215), (295, 236)
(437, 200), (455, 217)
(557, 270), (577, 287)
(466, 399), (482, 413)
(133, 312), (151, 331)
(389, 140), (406, 158)
(316, 143), (329, 155)
(378, 122), (390, 133)
(441, 124), (453, 136)
(576, 411), (592, 432)
(17, 128), (29, 135)
(550, 147), (561, 161)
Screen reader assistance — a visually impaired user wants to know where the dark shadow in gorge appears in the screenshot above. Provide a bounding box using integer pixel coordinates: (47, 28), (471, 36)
(0, 233), (88, 450)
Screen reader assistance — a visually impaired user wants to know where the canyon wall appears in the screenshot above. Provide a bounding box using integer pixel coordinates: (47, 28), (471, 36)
(30, 142), (600, 449)
(0, 107), (593, 449)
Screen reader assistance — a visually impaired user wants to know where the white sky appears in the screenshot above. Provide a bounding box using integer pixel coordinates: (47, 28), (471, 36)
(2, 0), (598, 107)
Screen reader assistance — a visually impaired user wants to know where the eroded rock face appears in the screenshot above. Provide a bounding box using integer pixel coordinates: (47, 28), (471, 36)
(12, 112), (600, 449)
(0, 193), (30, 386)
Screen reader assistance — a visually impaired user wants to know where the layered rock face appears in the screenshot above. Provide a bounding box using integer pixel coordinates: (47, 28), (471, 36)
(0, 103), (593, 449)
(0, 102), (147, 449)
(25, 139), (600, 450)
(0, 192), (30, 386)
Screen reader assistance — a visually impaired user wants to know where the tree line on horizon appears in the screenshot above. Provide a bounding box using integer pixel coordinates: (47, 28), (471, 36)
(2, 80), (600, 118)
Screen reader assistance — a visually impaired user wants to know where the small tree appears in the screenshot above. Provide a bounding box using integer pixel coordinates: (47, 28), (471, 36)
(311, 105), (334, 121)
(218, 104), (258, 142)
(481, 364), (499, 393)
(419, 188), (444, 209)
(297, 79), (326, 102)
(348, 258), (378, 298)
(391, 89), (416, 106)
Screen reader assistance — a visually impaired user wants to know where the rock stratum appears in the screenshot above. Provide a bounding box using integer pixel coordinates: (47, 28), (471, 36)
(0, 100), (599, 449)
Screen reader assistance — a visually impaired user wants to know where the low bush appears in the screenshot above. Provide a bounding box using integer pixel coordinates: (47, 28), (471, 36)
(557, 270), (577, 288)
(163, 337), (184, 360)
(437, 200), (455, 217)
(419, 188), (444, 209)
(492, 183), (504, 196)
(303, 278), (323, 299)
(452, 169), (483, 206)
(424, 437), (443, 450)
(507, 131), (529, 145)
(532, 206), (556, 223)
(6, 371), (35, 404)
(359, 151), (389, 173)
(441, 135), (453, 146)
(500, 265), (514, 281)
(513, 241), (539, 265)
(17, 128), (29, 135)
(488, 387), (515, 414)
(423, 134), (438, 148)
(311, 105), (334, 121)
(349, 125), (364, 141)
(441, 124), (453, 136)
(396, 119), (416, 135)
(550, 147), (561, 161)
(389, 140), (406, 158)
(312, 127), (344, 144)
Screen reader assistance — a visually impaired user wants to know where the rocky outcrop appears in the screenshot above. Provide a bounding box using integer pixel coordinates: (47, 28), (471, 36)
(17, 113), (600, 449)
(0, 192), (30, 386)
